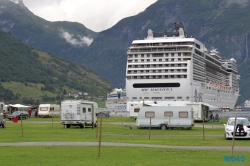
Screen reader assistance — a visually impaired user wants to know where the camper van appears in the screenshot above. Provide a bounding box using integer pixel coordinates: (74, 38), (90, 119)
(136, 106), (194, 130)
(0, 102), (5, 128)
(38, 104), (60, 117)
(61, 100), (98, 128)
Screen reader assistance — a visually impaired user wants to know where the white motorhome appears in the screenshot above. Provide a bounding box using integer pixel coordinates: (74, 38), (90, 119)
(61, 100), (98, 128)
(0, 102), (5, 128)
(38, 104), (60, 117)
(136, 106), (194, 130)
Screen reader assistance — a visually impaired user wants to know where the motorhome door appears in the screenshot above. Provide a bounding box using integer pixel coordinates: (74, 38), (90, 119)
(81, 104), (93, 121)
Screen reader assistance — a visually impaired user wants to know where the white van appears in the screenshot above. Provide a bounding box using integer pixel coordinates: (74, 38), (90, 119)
(136, 106), (194, 130)
(38, 104), (60, 117)
(61, 100), (98, 128)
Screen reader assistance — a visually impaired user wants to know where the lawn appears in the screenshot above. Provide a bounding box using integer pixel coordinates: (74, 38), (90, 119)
(0, 117), (249, 166)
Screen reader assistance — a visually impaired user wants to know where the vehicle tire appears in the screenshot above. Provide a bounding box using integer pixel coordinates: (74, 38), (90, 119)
(161, 125), (166, 130)
(66, 124), (71, 128)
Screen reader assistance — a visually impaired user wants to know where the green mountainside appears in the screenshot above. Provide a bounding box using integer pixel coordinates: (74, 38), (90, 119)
(0, 30), (113, 104)
(0, 0), (98, 62)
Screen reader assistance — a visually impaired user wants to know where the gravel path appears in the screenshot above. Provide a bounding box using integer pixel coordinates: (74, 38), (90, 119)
(0, 142), (249, 152)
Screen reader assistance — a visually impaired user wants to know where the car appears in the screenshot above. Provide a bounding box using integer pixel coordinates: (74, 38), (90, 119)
(96, 111), (110, 118)
(224, 117), (250, 140)
(8, 111), (29, 121)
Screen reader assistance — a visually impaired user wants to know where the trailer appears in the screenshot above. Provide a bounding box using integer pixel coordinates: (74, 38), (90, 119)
(136, 106), (194, 130)
(0, 102), (5, 128)
(129, 100), (213, 122)
(61, 100), (98, 128)
(38, 104), (60, 117)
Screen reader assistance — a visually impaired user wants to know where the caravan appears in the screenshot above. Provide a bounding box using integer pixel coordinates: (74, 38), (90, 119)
(129, 100), (212, 122)
(136, 106), (194, 129)
(61, 100), (98, 128)
(38, 104), (60, 117)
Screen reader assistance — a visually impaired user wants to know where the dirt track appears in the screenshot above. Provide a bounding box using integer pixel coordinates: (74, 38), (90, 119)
(0, 142), (249, 152)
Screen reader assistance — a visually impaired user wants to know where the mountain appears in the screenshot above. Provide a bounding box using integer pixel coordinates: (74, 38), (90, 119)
(1, 0), (250, 105)
(0, 0), (98, 62)
(0, 30), (113, 104)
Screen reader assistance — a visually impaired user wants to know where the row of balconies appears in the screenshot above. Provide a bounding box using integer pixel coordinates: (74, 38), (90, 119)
(127, 58), (191, 63)
(128, 48), (192, 53)
(126, 75), (187, 79)
(127, 69), (187, 74)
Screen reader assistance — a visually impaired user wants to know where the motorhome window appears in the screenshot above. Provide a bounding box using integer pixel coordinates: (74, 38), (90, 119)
(164, 111), (173, 117)
(88, 108), (91, 112)
(50, 107), (54, 111)
(134, 108), (140, 112)
(145, 111), (155, 118)
(40, 107), (48, 111)
(179, 111), (188, 118)
(82, 108), (86, 113)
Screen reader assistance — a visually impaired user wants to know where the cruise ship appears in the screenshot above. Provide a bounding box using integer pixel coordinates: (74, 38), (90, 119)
(105, 88), (126, 110)
(126, 23), (240, 117)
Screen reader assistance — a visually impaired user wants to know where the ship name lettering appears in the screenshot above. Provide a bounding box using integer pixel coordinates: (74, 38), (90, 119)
(149, 88), (172, 91)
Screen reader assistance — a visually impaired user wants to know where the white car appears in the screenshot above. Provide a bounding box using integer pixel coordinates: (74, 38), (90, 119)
(224, 117), (250, 140)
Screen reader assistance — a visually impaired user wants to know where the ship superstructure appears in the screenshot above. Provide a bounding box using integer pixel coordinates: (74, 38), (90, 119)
(105, 88), (126, 110)
(126, 23), (240, 117)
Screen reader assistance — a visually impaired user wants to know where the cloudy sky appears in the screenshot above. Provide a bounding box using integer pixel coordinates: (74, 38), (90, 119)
(22, 0), (157, 32)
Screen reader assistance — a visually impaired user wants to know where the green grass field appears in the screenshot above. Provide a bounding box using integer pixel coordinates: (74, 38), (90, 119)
(0, 117), (249, 166)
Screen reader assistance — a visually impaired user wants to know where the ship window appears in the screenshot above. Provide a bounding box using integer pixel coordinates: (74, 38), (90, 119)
(195, 43), (201, 49)
(178, 53), (181, 56)
(133, 83), (180, 88)
(141, 54), (144, 57)
(82, 108), (86, 113)
(152, 97), (162, 99)
(177, 97), (182, 99)
(88, 108), (91, 112)
(171, 53), (174, 56)
(165, 97), (175, 99)
(164, 111), (173, 117)
(179, 111), (188, 118)
(132, 97), (137, 99)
